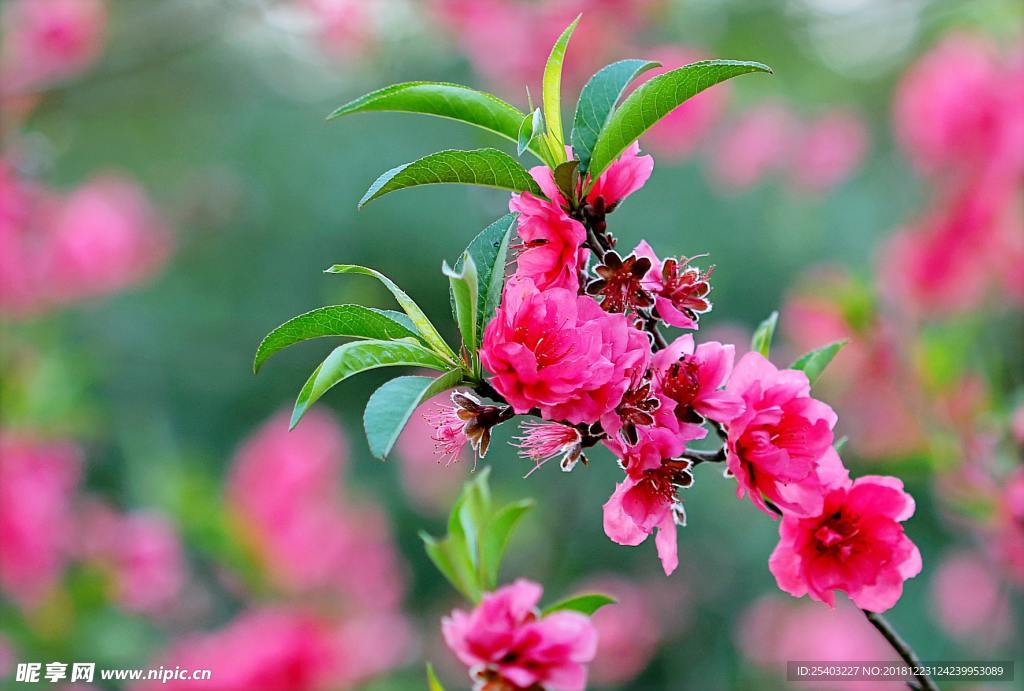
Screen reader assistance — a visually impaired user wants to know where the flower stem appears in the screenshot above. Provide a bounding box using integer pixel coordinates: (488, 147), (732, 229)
(862, 610), (939, 691)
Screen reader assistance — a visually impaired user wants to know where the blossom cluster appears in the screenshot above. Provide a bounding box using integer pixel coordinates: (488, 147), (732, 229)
(436, 138), (922, 607)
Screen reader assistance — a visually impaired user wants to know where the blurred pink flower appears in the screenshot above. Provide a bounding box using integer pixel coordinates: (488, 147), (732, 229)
(634, 46), (728, 160)
(0, 0), (106, 93)
(0, 433), (81, 607)
(894, 34), (1024, 180)
(576, 576), (659, 686)
(929, 550), (1010, 646)
(0, 160), (54, 316)
(709, 103), (795, 190)
(298, 0), (375, 60)
(789, 110), (868, 194)
(46, 174), (170, 303)
(995, 467), (1024, 584)
(724, 352), (848, 517)
(769, 475), (922, 612)
(0, 634), (14, 678)
(228, 410), (406, 610)
(736, 596), (902, 690)
(442, 578), (598, 691)
(481, 277), (649, 425)
(140, 607), (409, 691)
(79, 503), (187, 616)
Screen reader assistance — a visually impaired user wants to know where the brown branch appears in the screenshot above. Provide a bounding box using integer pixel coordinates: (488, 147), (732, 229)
(863, 611), (939, 691)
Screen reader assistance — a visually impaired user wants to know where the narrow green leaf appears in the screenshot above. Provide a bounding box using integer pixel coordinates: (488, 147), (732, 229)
(291, 340), (449, 429)
(253, 305), (422, 373)
(324, 264), (455, 361)
(790, 339), (849, 385)
(327, 81), (544, 159)
(363, 371), (464, 460)
(443, 254), (479, 355)
(421, 468), (493, 601)
(541, 593), (617, 617)
(517, 107), (544, 157)
(426, 663), (446, 691)
(571, 59), (660, 174)
(358, 148), (543, 208)
(480, 499), (534, 590)
(751, 310), (779, 358)
(541, 15), (581, 159)
(587, 60), (772, 182)
(420, 531), (478, 602)
(458, 214), (516, 342)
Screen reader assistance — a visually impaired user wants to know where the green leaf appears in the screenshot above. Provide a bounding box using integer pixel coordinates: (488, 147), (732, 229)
(587, 60), (772, 182)
(553, 160), (580, 203)
(291, 340), (450, 429)
(363, 371), (464, 460)
(327, 81), (544, 159)
(253, 305), (422, 373)
(324, 264), (455, 361)
(541, 15), (581, 161)
(751, 310), (779, 358)
(426, 663), (446, 691)
(541, 593), (617, 617)
(790, 339), (848, 385)
(517, 107), (544, 157)
(421, 530), (478, 602)
(358, 148), (543, 207)
(571, 59), (661, 174)
(443, 254), (479, 355)
(480, 499), (534, 590)
(834, 436), (849, 453)
(459, 214), (516, 342)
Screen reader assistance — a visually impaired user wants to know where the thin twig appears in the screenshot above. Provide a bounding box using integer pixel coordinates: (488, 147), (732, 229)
(862, 610), (939, 691)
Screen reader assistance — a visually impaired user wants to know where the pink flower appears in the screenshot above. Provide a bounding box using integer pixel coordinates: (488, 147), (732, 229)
(0, 160), (53, 316)
(78, 504), (186, 616)
(140, 607), (410, 691)
(602, 473), (684, 575)
(298, 0), (375, 61)
(929, 550), (1011, 646)
(0, 0), (106, 93)
(633, 241), (713, 329)
(442, 578), (598, 691)
(480, 277), (649, 425)
(736, 596), (903, 691)
(426, 398), (472, 465)
(651, 334), (744, 425)
(894, 34), (1024, 180)
(709, 103), (795, 190)
(995, 467), (1024, 584)
(768, 475), (922, 612)
(514, 420), (583, 473)
(46, 175), (170, 304)
(509, 190), (587, 292)
(789, 110), (868, 194)
(583, 142), (653, 208)
(602, 392), (703, 476)
(724, 352), (848, 517)
(0, 433), (81, 608)
(634, 46), (728, 160)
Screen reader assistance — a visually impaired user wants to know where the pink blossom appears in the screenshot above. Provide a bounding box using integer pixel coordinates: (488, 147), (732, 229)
(651, 334), (744, 425)
(602, 393), (703, 476)
(995, 467), (1024, 584)
(0, 160), (53, 316)
(634, 46), (728, 160)
(46, 175), (170, 304)
(0, 433), (81, 607)
(78, 504), (186, 616)
(514, 420), (583, 473)
(768, 475), (922, 612)
(442, 578), (598, 691)
(737, 596), (903, 691)
(140, 607), (409, 691)
(509, 190), (587, 292)
(480, 277), (649, 425)
(298, 0), (375, 61)
(0, 0), (106, 93)
(724, 352), (848, 517)
(894, 34), (1024, 180)
(576, 576), (659, 686)
(632, 240), (714, 329)
(789, 110), (868, 194)
(583, 142), (653, 208)
(425, 399), (472, 465)
(709, 103), (795, 190)
(929, 551), (1011, 646)
(602, 473), (683, 575)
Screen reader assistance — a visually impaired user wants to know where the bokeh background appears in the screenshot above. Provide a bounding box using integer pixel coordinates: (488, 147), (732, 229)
(2, 0), (1022, 689)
